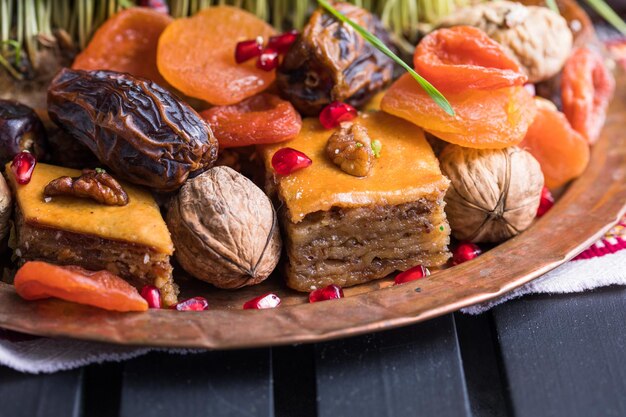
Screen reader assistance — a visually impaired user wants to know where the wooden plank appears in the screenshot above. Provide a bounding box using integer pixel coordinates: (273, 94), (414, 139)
(119, 349), (273, 417)
(272, 345), (317, 417)
(0, 365), (83, 417)
(314, 314), (471, 417)
(454, 312), (509, 417)
(81, 362), (124, 417)
(493, 286), (626, 417)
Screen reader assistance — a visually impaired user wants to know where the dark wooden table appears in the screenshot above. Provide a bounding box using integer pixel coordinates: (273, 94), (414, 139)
(1, 285), (625, 417)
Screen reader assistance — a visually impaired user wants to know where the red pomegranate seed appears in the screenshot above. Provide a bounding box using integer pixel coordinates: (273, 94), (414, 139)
(138, 0), (169, 14)
(267, 30), (299, 54)
(452, 242), (482, 265)
(140, 285), (162, 309)
(309, 285), (344, 303)
(171, 296), (209, 311)
(394, 265), (430, 285)
(243, 293), (281, 310)
(536, 186), (554, 217)
(271, 147), (312, 175)
(11, 151), (36, 185)
(235, 38), (263, 64)
(319, 101), (358, 129)
(256, 47), (279, 71)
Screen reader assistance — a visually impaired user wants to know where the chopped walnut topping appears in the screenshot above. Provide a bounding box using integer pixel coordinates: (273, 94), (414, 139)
(325, 122), (374, 177)
(44, 169), (129, 206)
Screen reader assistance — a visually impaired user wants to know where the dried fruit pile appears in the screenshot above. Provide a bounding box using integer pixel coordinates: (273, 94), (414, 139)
(72, 8), (172, 86)
(382, 26), (537, 149)
(0, 1), (617, 315)
(157, 6), (276, 106)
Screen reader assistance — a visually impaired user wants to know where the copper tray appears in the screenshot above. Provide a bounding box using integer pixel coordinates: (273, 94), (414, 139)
(0, 3), (624, 349)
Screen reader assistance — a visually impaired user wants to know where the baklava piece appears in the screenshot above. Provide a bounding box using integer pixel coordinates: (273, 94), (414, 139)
(259, 112), (451, 291)
(6, 163), (178, 305)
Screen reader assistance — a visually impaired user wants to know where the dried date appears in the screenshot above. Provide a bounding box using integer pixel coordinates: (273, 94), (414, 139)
(276, 3), (395, 115)
(47, 69), (218, 191)
(0, 100), (47, 165)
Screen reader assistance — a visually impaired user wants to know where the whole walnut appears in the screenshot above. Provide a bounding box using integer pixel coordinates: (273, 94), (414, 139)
(439, 145), (544, 243)
(0, 173), (11, 242)
(167, 166), (281, 289)
(438, 1), (572, 83)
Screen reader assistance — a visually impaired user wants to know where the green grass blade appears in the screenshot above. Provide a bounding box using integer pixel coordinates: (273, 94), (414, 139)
(584, 0), (626, 35)
(545, 0), (559, 13)
(317, 0), (455, 116)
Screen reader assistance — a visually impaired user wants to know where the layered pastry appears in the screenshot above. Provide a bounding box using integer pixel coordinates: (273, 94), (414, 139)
(259, 111), (451, 291)
(5, 163), (178, 305)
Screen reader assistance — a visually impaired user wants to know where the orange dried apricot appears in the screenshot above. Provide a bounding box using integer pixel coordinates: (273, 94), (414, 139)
(381, 73), (536, 149)
(201, 93), (302, 148)
(413, 26), (527, 92)
(561, 47), (615, 144)
(14, 261), (148, 312)
(72, 7), (172, 86)
(520, 105), (590, 189)
(157, 6), (276, 106)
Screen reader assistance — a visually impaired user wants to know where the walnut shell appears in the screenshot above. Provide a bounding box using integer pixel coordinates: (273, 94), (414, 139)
(167, 166), (281, 288)
(439, 145), (544, 243)
(439, 1), (572, 83)
(0, 173), (11, 242)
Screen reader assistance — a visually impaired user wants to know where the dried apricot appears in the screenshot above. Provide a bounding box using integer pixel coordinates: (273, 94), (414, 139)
(520, 105), (589, 189)
(14, 261), (148, 312)
(72, 8), (172, 86)
(201, 93), (302, 148)
(381, 73), (536, 149)
(414, 26), (527, 92)
(157, 6), (276, 106)
(561, 47), (615, 144)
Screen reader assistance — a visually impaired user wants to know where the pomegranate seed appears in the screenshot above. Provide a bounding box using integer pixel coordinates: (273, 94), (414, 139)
(243, 293), (281, 310)
(319, 101), (358, 129)
(309, 285), (344, 303)
(138, 0), (169, 14)
(536, 186), (554, 217)
(271, 147), (312, 175)
(394, 265), (430, 285)
(11, 151), (36, 185)
(452, 242), (482, 265)
(256, 47), (279, 71)
(235, 38), (263, 64)
(140, 285), (162, 309)
(267, 30), (299, 54)
(171, 296), (209, 311)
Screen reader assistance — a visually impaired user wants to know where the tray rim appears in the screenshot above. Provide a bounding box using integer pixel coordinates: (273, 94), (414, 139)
(0, 74), (624, 351)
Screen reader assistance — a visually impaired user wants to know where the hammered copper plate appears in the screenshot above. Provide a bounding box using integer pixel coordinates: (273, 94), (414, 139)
(0, 2), (625, 347)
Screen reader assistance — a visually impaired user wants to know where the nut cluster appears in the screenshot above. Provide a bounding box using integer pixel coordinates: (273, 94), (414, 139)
(44, 169), (129, 206)
(326, 122), (374, 177)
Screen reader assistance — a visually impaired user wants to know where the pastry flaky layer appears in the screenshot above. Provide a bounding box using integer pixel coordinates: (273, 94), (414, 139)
(260, 111), (451, 291)
(6, 162), (178, 306)
(282, 198), (450, 292)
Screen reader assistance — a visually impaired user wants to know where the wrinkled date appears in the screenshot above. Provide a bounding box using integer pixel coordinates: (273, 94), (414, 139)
(47, 69), (218, 191)
(0, 99), (47, 165)
(276, 3), (395, 115)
